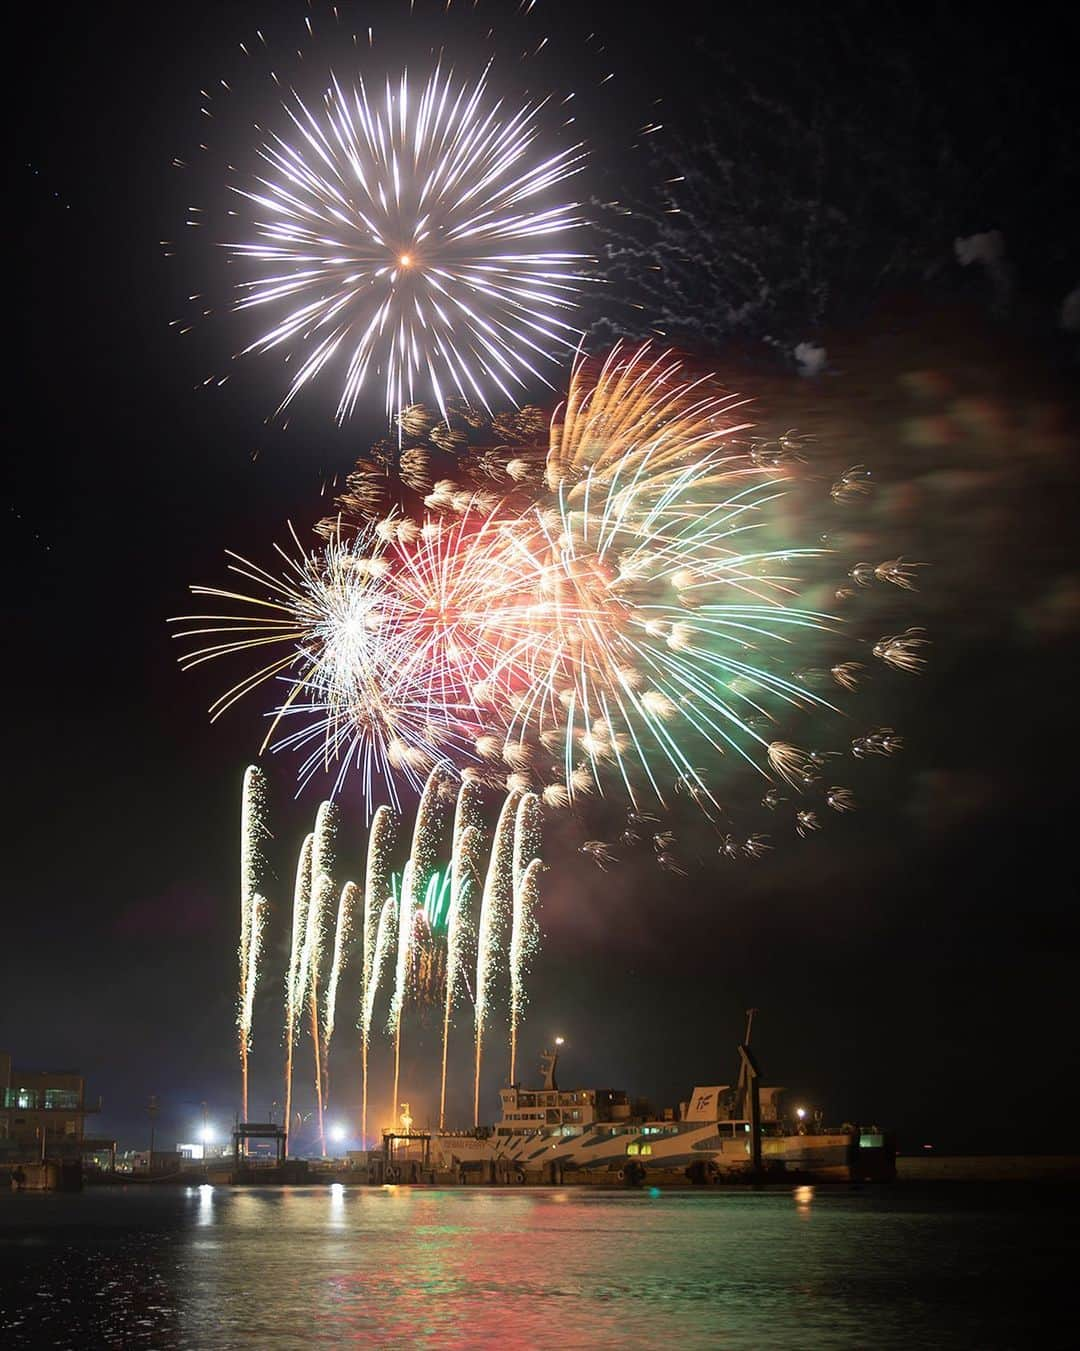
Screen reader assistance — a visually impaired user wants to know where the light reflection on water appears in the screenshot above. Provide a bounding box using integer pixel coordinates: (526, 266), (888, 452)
(1, 1185), (1071, 1349)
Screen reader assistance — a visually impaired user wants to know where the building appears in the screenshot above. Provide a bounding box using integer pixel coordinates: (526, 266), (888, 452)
(0, 1051), (104, 1161)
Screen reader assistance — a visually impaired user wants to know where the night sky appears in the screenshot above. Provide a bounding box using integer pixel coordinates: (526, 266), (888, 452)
(8, 0), (1078, 1156)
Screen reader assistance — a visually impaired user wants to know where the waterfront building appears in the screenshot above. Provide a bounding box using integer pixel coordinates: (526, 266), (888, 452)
(0, 1051), (113, 1167)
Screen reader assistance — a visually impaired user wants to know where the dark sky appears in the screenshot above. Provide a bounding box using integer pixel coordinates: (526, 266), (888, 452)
(7, 0), (1078, 1155)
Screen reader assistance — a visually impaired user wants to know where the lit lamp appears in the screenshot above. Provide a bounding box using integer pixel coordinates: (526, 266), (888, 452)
(329, 1123), (347, 1145)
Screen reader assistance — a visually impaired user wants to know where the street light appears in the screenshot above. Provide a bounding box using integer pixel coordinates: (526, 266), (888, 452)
(329, 1123), (347, 1145)
(147, 1095), (159, 1164)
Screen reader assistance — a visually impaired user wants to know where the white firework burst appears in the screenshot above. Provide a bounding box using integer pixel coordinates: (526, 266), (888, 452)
(231, 61), (587, 422)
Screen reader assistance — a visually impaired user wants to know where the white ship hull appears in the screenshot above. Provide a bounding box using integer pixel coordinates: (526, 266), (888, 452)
(414, 1122), (885, 1185)
(373, 1042), (895, 1185)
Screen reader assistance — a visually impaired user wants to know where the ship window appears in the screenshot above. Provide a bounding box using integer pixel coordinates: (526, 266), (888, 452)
(45, 1090), (80, 1110)
(859, 1133), (884, 1149)
(640, 1144), (652, 1156)
(626, 1143), (639, 1156)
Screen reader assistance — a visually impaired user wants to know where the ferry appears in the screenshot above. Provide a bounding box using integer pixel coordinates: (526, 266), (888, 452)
(377, 1022), (896, 1185)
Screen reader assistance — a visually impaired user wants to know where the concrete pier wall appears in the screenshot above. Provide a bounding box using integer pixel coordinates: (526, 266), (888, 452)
(897, 1154), (1080, 1182)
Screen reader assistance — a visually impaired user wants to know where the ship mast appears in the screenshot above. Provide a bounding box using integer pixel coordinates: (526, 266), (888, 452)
(737, 1009), (762, 1175)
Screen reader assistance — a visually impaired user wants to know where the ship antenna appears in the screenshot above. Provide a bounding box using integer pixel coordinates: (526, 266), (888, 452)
(744, 1008), (758, 1046)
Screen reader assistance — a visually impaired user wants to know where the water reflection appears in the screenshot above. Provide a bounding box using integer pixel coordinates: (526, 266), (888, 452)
(197, 1182), (214, 1227)
(329, 1182), (345, 1229)
(2, 1185), (1068, 1350)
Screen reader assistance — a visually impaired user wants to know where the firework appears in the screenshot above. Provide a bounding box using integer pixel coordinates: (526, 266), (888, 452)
(186, 344), (924, 861)
(509, 858), (543, 1084)
(473, 789), (521, 1125)
(228, 62), (585, 423)
(302, 801), (337, 1155)
(388, 766), (446, 1125)
(173, 525), (491, 816)
(389, 866), (413, 1131)
(439, 778), (486, 1127)
(321, 879), (357, 1116)
(361, 896), (398, 1149)
(240, 892), (266, 1133)
(238, 766), (269, 1125)
(173, 527), (452, 814)
(283, 832), (313, 1153)
(239, 764), (542, 1145)
(360, 805), (395, 1146)
(508, 793), (543, 1085)
(439, 825), (483, 1129)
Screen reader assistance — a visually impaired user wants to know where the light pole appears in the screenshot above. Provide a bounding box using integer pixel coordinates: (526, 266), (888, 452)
(147, 1095), (159, 1169)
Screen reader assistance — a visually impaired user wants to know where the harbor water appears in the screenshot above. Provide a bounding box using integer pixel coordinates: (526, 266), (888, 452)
(1, 1184), (1072, 1348)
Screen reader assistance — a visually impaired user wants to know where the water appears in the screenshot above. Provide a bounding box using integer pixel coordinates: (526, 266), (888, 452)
(1, 1184), (1071, 1349)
